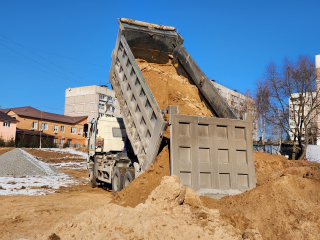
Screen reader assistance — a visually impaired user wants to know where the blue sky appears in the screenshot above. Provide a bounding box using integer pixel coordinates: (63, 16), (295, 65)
(1, 0), (319, 114)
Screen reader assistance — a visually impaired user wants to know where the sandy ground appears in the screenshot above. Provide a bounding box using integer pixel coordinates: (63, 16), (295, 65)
(0, 149), (112, 240)
(0, 147), (14, 156)
(2, 149), (320, 239)
(0, 168), (112, 240)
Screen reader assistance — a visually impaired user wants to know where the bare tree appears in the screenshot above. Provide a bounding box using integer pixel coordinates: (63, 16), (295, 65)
(255, 81), (269, 143)
(256, 56), (319, 160)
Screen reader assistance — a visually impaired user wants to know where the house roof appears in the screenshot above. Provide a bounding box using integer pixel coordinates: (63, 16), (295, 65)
(0, 111), (19, 122)
(3, 106), (87, 124)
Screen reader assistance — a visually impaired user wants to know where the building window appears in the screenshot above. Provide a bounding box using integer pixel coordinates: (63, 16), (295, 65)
(41, 123), (48, 130)
(3, 122), (10, 127)
(79, 128), (83, 134)
(53, 138), (58, 144)
(54, 125), (58, 132)
(60, 139), (64, 145)
(32, 122), (37, 129)
(61, 126), (65, 132)
(99, 94), (106, 100)
(99, 103), (104, 110)
(67, 139), (72, 145)
(71, 127), (76, 134)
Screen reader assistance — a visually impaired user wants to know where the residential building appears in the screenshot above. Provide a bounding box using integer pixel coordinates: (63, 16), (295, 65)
(288, 55), (320, 144)
(211, 80), (258, 141)
(288, 92), (315, 142)
(64, 85), (121, 123)
(0, 111), (19, 142)
(2, 107), (87, 148)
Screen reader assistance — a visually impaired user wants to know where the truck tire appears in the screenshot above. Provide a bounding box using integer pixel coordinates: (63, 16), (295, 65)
(90, 158), (97, 188)
(123, 168), (135, 189)
(112, 167), (126, 195)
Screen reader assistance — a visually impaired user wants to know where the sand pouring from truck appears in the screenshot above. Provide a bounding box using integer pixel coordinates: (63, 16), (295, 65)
(84, 19), (256, 198)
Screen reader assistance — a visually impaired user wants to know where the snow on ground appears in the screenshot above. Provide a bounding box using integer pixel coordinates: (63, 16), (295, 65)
(0, 175), (86, 196)
(39, 148), (87, 158)
(51, 161), (86, 169)
(0, 148), (87, 196)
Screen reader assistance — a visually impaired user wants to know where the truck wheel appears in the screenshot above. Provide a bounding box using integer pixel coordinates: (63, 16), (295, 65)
(112, 167), (126, 195)
(123, 169), (135, 189)
(90, 159), (97, 188)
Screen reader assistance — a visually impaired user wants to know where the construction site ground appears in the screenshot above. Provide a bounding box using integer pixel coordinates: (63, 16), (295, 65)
(1, 148), (320, 239)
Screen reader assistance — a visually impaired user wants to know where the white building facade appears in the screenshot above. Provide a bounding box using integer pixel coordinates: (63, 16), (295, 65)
(211, 80), (258, 141)
(64, 85), (121, 123)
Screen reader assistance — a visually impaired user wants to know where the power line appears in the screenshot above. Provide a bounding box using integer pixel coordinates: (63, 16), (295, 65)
(0, 33), (91, 83)
(0, 41), (88, 86)
(0, 33), (107, 67)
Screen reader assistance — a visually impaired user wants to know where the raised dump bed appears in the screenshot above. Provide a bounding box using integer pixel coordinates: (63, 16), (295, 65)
(109, 19), (256, 196)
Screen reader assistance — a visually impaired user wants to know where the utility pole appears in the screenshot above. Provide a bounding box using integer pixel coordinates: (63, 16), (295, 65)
(40, 106), (42, 149)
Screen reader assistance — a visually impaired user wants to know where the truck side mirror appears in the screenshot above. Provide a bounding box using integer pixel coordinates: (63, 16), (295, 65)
(84, 124), (88, 133)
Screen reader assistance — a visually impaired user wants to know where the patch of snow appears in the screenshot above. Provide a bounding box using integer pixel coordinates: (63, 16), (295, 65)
(0, 175), (87, 196)
(51, 161), (86, 169)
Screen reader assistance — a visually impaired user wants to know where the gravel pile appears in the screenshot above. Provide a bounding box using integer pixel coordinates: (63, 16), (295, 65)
(0, 149), (62, 177)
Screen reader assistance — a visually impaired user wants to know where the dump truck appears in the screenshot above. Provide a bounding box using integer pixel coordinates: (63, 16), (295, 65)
(85, 18), (256, 198)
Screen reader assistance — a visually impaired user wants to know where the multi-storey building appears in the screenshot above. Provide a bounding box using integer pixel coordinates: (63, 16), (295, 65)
(2, 106), (87, 147)
(288, 55), (320, 145)
(288, 92), (316, 142)
(64, 85), (121, 123)
(211, 80), (258, 141)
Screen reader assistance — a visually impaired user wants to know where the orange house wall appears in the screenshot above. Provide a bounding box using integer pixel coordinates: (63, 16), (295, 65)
(8, 112), (87, 146)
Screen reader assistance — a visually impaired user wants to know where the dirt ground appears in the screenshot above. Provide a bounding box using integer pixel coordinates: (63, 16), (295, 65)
(201, 152), (320, 240)
(136, 58), (213, 117)
(0, 167), (112, 240)
(2, 149), (320, 239)
(0, 147), (14, 156)
(24, 149), (85, 164)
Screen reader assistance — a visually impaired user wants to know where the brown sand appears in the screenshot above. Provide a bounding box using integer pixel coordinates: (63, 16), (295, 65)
(201, 152), (320, 240)
(136, 58), (213, 117)
(49, 176), (258, 239)
(111, 140), (171, 208)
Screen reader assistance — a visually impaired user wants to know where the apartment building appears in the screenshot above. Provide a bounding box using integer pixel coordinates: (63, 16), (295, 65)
(287, 55), (320, 144)
(0, 110), (19, 142)
(288, 92), (316, 142)
(64, 85), (121, 123)
(211, 80), (258, 141)
(2, 106), (87, 147)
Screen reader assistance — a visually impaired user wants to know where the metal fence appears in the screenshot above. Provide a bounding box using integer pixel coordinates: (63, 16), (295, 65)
(253, 145), (280, 154)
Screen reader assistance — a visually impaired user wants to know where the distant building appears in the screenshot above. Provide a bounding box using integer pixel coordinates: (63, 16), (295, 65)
(287, 55), (320, 145)
(211, 80), (258, 141)
(0, 110), (19, 142)
(288, 92), (316, 142)
(2, 106), (87, 148)
(64, 85), (121, 123)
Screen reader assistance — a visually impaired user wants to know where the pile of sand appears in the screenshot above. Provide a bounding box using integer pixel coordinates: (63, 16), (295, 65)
(112, 140), (171, 208)
(201, 152), (320, 240)
(112, 149), (320, 239)
(49, 175), (262, 239)
(136, 58), (213, 117)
